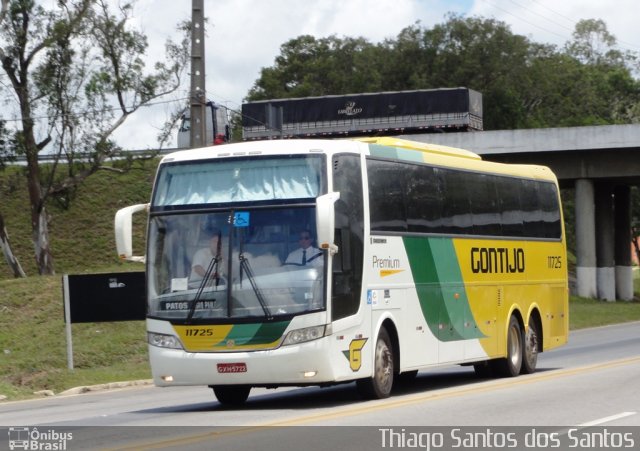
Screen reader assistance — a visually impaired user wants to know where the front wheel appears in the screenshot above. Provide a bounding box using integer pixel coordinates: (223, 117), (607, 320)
(356, 328), (394, 399)
(492, 315), (523, 377)
(212, 385), (251, 406)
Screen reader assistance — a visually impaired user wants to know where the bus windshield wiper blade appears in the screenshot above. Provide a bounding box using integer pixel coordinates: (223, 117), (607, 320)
(187, 254), (220, 323)
(239, 252), (272, 320)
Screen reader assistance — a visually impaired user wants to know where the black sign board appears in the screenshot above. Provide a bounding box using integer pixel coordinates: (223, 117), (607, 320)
(64, 272), (146, 323)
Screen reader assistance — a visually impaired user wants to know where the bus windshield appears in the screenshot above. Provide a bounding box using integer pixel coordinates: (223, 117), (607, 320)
(147, 207), (325, 321)
(152, 155), (323, 206)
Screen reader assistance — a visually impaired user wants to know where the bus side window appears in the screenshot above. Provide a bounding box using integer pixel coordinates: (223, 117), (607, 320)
(331, 154), (364, 321)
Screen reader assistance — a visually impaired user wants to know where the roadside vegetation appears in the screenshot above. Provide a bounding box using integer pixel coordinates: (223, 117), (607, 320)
(0, 160), (154, 400)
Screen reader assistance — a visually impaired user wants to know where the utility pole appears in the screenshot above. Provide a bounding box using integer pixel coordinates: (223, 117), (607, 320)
(190, 0), (206, 148)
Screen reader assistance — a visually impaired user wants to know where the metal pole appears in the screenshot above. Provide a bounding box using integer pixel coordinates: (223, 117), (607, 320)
(190, 0), (206, 148)
(63, 275), (74, 371)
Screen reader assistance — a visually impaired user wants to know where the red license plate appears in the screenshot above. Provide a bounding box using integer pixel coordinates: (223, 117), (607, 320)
(217, 363), (247, 373)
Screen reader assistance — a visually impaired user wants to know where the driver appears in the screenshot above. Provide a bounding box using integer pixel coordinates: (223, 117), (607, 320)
(285, 230), (323, 267)
(190, 228), (225, 285)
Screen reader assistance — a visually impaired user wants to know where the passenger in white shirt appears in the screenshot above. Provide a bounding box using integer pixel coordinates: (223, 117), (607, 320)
(190, 230), (225, 286)
(285, 230), (323, 267)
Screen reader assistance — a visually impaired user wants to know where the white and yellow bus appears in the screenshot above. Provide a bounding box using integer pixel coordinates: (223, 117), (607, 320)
(115, 137), (568, 405)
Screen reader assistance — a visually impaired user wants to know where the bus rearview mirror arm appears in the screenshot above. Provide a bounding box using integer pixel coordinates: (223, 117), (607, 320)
(316, 192), (340, 256)
(114, 203), (149, 262)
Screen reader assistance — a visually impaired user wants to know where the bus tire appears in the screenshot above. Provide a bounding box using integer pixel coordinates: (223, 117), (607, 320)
(492, 315), (523, 377)
(521, 316), (540, 374)
(212, 385), (251, 406)
(356, 328), (394, 399)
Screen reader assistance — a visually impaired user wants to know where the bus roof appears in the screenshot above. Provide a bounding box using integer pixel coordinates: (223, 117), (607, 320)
(160, 137), (557, 183)
(357, 137), (481, 160)
(359, 137), (557, 183)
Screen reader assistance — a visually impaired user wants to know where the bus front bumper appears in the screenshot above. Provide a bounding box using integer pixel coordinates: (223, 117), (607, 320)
(148, 337), (341, 387)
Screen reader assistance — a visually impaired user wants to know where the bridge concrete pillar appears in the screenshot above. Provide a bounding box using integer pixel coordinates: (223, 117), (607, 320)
(595, 182), (616, 301)
(575, 179), (597, 298)
(614, 185), (633, 301)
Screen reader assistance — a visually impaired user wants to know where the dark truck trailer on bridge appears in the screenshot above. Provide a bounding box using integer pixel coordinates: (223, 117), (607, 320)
(241, 87), (482, 140)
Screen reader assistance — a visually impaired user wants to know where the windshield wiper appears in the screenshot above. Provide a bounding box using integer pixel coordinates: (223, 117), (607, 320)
(187, 233), (222, 323)
(238, 252), (272, 320)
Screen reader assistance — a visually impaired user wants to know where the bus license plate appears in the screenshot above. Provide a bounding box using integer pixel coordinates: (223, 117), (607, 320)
(217, 363), (247, 373)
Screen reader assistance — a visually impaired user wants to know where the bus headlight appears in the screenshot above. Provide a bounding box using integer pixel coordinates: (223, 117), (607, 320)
(148, 332), (184, 350)
(282, 325), (326, 346)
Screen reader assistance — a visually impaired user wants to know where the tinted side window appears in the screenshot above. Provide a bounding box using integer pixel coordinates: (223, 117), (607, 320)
(367, 159), (407, 232)
(406, 164), (444, 234)
(496, 176), (524, 237)
(521, 179), (544, 238)
(538, 182), (562, 239)
(366, 158), (560, 240)
(468, 173), (501, 236)
(439, 168), (473, 235)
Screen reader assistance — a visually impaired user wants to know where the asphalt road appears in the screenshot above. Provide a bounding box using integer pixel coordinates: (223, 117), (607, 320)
(1, 321), (638, 450)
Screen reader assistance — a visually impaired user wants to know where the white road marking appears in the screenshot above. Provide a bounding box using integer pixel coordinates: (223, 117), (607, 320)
(578, 411), (637, 427)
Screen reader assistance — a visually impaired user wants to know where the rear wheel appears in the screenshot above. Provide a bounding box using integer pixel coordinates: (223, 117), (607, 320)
(356, 328), (394, 399)
(492, 315), (523, 377)
(521, 317), (540, 374)
(212, 386), (251, 406)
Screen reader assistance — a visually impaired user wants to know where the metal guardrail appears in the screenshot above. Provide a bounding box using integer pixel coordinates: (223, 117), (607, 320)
(6, 147), (180, 165)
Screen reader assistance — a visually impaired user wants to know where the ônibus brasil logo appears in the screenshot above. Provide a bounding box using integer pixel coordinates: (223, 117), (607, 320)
(8, 427), (73, 450)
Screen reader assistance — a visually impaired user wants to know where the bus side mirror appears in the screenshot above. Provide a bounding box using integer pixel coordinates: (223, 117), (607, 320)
(115, 203), (149, 262)
(316, 192), (340, 255)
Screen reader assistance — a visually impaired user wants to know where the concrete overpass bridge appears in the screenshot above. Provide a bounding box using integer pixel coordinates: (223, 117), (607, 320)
(405, 124), (640, 301)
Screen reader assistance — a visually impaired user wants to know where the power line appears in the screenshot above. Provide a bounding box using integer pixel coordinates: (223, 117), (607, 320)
(481, 0), (570, 42)
(527, 0), (640, 51)
(0, 95), (191, 124)
(527, 0), (582, 28)
(509, 0), (576, 34)
(482, 0), (640, 52)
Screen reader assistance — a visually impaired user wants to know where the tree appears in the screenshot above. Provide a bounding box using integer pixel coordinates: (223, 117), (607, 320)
(413, 15), (536, 130)
(247, 15), (640, 131)
(0, 210), (26, 277)
(0, 0), (189, 275)
(565, 19), (623, 66)
(0, 119), (25, 277)
(247, 34), (381, 100)
(246, 16), (544, 129)
(562, 19), (640, 126)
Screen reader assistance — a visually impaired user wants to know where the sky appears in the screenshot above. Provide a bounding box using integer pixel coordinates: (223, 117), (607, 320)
(34, 1), (640, 149)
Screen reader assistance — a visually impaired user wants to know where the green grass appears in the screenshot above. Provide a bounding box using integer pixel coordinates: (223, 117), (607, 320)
(1, 161), (639, 401)
(567, 270), (640, 329)
(569, 296), (640, 330)
(0, 274), (149, 400)
(1, 160), (155, 400)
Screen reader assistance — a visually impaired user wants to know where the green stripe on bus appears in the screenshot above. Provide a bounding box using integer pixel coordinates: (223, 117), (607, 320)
(225, 321), (290, 345)
(224, 323), (261, 345)
(248, 321), (290, 345)
(403, 236), (484, 341)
